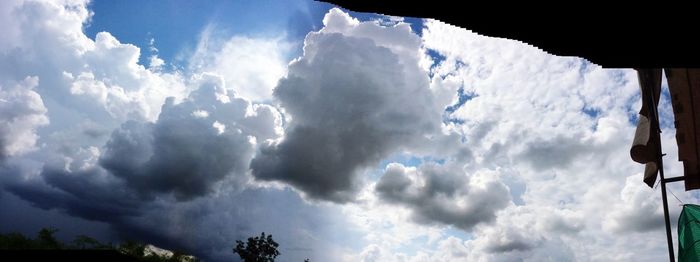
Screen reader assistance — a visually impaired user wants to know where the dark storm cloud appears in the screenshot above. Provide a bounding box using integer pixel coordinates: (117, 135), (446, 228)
(375, 163), (511, 230)
(250, 31), (439, 203)
(2, 162), (351, 262)
(3, 166), (144, 222)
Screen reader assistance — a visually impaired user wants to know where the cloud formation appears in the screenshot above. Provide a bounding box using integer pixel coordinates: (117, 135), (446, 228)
(375, 162), (511, 230)
(0, 76), (48, 160)
(0, 1), (319, 261)
(412, 19), (678, 261)
(0, 1), (690, 262)
(100, 74), (280, 200)
(251, 8), (442, 203)
(188, 26), (289, 102)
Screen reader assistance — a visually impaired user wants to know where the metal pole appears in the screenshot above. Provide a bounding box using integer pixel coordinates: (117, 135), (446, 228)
(659, 159), (675, 262)
(641, 69), (675, 262)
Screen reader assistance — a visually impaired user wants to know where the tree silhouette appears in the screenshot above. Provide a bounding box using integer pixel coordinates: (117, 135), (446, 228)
(72, 235), (110, 249)
(0, 228), (199, 261)
(233, 232), (280, 262)
(0, 227), (66, 249)
(37, 227), (62, 249)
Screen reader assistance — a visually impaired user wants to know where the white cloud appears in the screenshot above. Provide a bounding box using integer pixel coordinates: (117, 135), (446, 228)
(0, 76), (49, 159)
(250, 8), (446, 203)
(0, 1), (294, 260)
(407, 19), (684, 261)
(188, 25), (289, 102)
(0, 0), (190, 129)
(306, 17), (687, 262)
(0, 2), (688, 262)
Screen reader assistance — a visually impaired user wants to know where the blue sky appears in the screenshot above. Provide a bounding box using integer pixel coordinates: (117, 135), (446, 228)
(86, 0), (326, 63)
(0, 1), (689, 261)
(85, 0), (423, 67)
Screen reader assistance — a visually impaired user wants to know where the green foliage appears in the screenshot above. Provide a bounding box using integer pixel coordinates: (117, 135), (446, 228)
(233, 232), (280, 262)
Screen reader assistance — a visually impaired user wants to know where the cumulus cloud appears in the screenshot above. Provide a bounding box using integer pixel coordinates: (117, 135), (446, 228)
(0, 1), (308, 261)
(0, 0), (282, 201)
(603, 175), (666, 233)
(250, 8), (443, 203)
(0, 76), (49, 160)
(413, 19), (678, 261)
(100, 74), (281, 200)
(516, 134), (592, 171)
(391, 206), (581, 262)
(1, 1), (689, 261)
(375, 162), (511, 230)
(1, 0), (188, 129)
(311, 17), (681, 262)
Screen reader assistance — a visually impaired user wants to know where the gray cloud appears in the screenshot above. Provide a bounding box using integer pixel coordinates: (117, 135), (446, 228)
(1, 161), (354, 262)
(1, 164), (144, 223)
(612, 212), (664, 233)
(100, 75), (275, 200)
(375, 163), (511, 230)
(605, 176), (667, 234)
(485, 239), (535, 253)
(516, 135), (591, 171)
(250, 31), (440, 203)
(0, 138), (6, 161)
(0, 2), (359, 262)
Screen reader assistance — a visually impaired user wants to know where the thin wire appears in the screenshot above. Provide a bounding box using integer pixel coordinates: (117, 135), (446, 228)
(655, 178), (661, 189)
(668, 187), (685, 205)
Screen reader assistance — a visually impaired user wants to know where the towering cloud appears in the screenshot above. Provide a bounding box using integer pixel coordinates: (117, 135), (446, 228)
(250, 8), (443, 202)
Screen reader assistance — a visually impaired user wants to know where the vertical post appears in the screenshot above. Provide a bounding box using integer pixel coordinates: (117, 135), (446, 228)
(641, 69), (675, 262)
(659, 160), (675, 262)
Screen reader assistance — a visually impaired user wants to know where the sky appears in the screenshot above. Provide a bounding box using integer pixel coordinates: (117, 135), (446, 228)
(0, 0), (693, 261)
